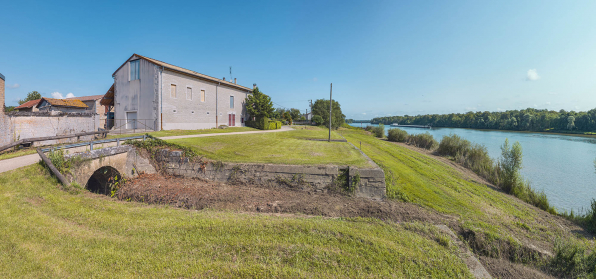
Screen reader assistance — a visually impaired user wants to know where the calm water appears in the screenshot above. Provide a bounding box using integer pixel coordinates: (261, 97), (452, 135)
(350, 123), (596, 213)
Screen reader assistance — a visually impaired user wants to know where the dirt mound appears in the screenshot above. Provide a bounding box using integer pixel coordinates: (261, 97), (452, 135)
(479, 256), (555, 279)
(118, 173), (450, 225)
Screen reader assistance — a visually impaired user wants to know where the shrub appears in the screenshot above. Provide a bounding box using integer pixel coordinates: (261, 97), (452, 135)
(437, 134), (471, 157)
(312, 115), (324, 126)
(549, 238), (596, 278)
(246, 117), (281, 130)
(364, 125), (374, 132)
(406, 132), (437, 150)
(387, 128), (408, 142)
(371, 124), (385, 138)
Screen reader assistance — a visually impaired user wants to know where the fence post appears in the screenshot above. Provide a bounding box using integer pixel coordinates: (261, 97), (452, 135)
(89, 142), (93, 151)
(117, 138), (120, 146)
(143, 135), (146, 141)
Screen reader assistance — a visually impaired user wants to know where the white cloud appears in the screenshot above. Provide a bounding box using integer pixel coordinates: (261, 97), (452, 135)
(361, 112), (367, 115)
(7, 83), (20, 89)
(545, 101), (551, 105)
(313, 78), (318, 82)
(526, 69), (540, 81)
(51, 92), (75, 99)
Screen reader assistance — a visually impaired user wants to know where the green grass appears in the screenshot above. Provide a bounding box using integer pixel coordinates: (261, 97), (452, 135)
(106, 126), (259, 139)
(340, 129), (577, 259)
(168, 127), (370, 167)
(0, 148), (37, 161)
(0, 164), (472, 278)
(0, 128), (260, 161)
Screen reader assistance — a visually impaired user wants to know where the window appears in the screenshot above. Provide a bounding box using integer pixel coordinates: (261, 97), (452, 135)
(200, 90), (205, 102)
(130, 60), (140, 80)
(170, 84), (177, 98)
(230, 96), (234, 109)
(186, 87), (192, 100)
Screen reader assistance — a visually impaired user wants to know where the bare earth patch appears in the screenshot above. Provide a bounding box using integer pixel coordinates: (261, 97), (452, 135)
(118, 173), (451, 225)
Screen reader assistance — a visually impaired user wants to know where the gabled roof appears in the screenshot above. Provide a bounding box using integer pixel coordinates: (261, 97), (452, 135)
(15, 99), (41, 110)
(112, 54), (252, 92)
(66, 95), (104, 102)
(36, 98), (88, 109)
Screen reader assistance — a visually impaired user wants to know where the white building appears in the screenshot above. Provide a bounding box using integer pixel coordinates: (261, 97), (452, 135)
(110, 54), (253, 131)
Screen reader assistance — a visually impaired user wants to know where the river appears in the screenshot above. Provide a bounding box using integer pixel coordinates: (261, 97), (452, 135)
(350, 123), (596, 213)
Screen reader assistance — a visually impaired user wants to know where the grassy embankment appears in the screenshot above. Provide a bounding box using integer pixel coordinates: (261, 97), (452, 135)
(0, 164), (472, 278)
(340, 128), (594, 273)
(167, 126), (370, 167)
(0, 127), (260, 161)
(106, 126), (260, 139)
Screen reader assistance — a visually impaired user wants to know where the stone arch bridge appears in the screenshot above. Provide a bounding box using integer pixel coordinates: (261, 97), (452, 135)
(63, 145), (155, 194)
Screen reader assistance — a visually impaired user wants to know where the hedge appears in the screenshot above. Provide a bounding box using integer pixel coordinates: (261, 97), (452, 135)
(246, 117), (282, 130)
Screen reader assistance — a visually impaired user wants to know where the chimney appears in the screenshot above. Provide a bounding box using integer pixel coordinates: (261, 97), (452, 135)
(234, 78), (237, 84)
(253, 83), (257, 89)
(223, 77), (226, 81)
(0, 73), (4, 115)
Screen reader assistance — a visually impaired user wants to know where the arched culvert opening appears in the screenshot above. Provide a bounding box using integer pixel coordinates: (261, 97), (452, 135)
(86, 166), (122, 196)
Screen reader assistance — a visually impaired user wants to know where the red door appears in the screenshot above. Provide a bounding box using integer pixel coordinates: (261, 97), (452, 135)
(228, 114), (232, 126)
(232, 114), (236, 126)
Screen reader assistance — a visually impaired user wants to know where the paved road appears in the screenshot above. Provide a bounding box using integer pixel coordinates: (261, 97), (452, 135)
(0, 126), (294, 174)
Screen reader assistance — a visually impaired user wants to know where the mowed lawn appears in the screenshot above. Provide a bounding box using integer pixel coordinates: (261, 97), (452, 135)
(168, 127), (371, 167)
(0, 164), (472, 278)
(106, 126), (259, 139)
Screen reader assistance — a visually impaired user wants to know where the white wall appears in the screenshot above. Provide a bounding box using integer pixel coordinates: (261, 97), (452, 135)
(114, 56), (159, 130)
(160, 70), (250, 130)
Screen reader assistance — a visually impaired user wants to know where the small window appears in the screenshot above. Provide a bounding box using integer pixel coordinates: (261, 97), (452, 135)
(130, 60), (140, 80)
(230, 96), (234, 109)
(200, 90), (205, 102)
(186, 87), (192, 100)
(171, 84), (177, 98)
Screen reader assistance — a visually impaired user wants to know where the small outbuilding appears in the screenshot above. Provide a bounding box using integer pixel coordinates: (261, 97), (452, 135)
(36, 97), (88, 112)
(14, 99), (42, 112)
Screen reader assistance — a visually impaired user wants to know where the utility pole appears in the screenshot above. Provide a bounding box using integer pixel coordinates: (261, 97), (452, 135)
(328, 83), (332, 142)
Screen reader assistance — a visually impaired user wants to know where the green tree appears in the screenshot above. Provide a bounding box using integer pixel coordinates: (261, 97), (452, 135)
(567, 116), (575, 130)
(289, 108), (301, 120)
(245, 87), (274, 120)
(282, 111), (291, 123)
(312, 115), (324, 126)
(311, 99), (345, 129)
(18, 91), (41, 105)
(500, 139), (523, 193)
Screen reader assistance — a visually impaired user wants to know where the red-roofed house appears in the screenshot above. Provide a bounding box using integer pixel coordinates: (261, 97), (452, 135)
(15, 99), (42, 112)
(66, 95), (109, 128)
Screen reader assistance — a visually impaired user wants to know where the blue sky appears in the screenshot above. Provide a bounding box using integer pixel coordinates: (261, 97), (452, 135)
(1, 0), (595, 120)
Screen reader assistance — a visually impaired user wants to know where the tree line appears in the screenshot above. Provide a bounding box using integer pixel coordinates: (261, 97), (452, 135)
(369, 108), (596, 133)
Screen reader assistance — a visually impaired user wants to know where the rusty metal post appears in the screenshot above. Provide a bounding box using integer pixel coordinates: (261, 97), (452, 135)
(328, 83), (332, 142)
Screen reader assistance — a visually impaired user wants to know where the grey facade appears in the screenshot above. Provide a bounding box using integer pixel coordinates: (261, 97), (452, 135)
(112, 54), (252, 131)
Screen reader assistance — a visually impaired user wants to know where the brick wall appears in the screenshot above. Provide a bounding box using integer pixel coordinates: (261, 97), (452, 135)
(0, 73), (11, 146)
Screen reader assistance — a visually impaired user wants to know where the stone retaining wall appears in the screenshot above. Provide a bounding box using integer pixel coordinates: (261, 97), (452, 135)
(154, 149), (386, 199)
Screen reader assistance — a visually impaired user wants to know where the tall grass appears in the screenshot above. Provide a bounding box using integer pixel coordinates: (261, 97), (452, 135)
(387, 129), (437, 150)
(549, 237), (596, 278)
(406, 132), (438, 150)
(387, 128), (408, 142)
(562, 199), (596, 233)
(436, 134), (555, 214)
